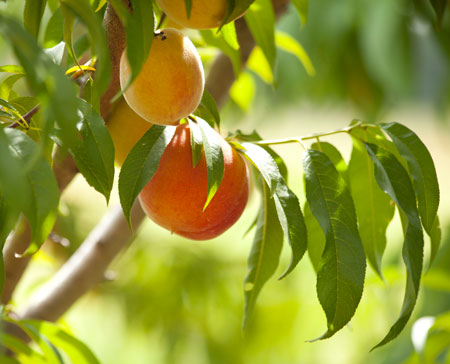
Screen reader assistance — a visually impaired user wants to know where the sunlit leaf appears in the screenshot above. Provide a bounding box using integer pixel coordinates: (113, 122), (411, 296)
(119, 125), (176, 226)
(0, 332), (47, 364)
(230, 72), (255, 112)
(275, 30), (315, 76)
(44, 8), (64, 48)
(348, 137), (394, 279)
(303, 149), (366, 340)
(365, 143), (424, 349)
(0, 74), (24, 100)
(247, 46), (272, 84)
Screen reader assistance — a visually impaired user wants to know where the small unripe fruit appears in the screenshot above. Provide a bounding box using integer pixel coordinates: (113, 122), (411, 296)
(107, 98), (152, 166)
(120, 28), (204, 125)
(139, 124), (249, 240)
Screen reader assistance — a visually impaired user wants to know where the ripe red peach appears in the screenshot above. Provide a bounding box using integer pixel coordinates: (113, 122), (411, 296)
(139, 123), (249, 240)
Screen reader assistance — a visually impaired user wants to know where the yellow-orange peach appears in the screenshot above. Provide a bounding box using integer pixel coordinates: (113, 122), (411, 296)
(107, 98), (152, 166)
(156, 0), (241, 29)
(139, 124), (249, 240)
(120, 28), (204, 125)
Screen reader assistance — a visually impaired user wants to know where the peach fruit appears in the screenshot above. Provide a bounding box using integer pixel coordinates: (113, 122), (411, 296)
(156, 0), (231, 29)
(139, 123), (249, 240)
(107, 98), (152, 166)
(120, 28), (204, 125)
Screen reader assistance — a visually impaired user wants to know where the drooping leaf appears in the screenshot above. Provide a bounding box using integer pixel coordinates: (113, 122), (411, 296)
(364, 143), (424, 349)
(381, 122), (439, 237)
(24, 0), (47, 39)
(110, 0), (154, 90)
(222, 0), (254, 27)
(290, 0), (308, 26)
(194, 89), (221, 129)
(238, 142), (307, 278)
(428, 215), (441, 269)
(69, 98), (115, 203)
(220, 21), (239, 50)
(243, 180), (284, 328)
(21, 320), (101, 364)
(348, 137), (395, 279)
(310, 141), (348, 183)
(247, 46), (273, 84)
(303, 201), (325, 272)
(244, 0), (276, 83)
(184, 0), (192, 18)
(275, 30), (315, 76)
(303, 149), (366, 340)
(196, 118), (225, 210)
(4, 129), (59, 256)
(0, 65), (25, 74)
(188, 119), (203, 168)
(61, 4), (78, 65)
(119, 125), (176, 226)
(430, 0), (448, 29)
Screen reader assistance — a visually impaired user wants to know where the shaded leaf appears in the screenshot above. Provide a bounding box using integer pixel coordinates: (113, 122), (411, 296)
(194, 89), (221, 128)
(243, 180), (283, 328)
(119, 125), (176, 226)
(303, 149), (366, 339)
(290, 0), (308, 26)
(188, 119), (203, 168)
(44, 8), (64, 48)
(0, 74), (24, 100)
(364, 143), (424, 349)
(303, 200), (325, 272)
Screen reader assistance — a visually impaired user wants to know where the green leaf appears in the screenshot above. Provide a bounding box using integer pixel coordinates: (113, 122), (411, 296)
(238, 142), (307, 278)
(200, 29), (241, 77)
(230, 72), (255, 112)
(0, 74), (24, 100)
(275, 30), (315, 76)
(4, 129), (59, 256)
(184, 0), (192, 18)
(0, 332), (47, 364)
(381, 122), (439, 236)
(119, 125), (176, 226)
(69, 98), (115, 203)
(220, 21), (239, 50)
(303, 201), (325, 272)
(0, 65), (25, 74)
(61, 4), (78, 65)
(196, 118), (225, 210)
(244, 0), (276, 83)
(430, 0), (448, 29)
(303, 149), (366, 340)
(243, 180), (284, 328)
(188, 119), (204, 168)
(348, 137), (395, 279)
(428, 216), (441, 269)
(44, 8), (64, 48)
(21, 320), (101, 364)
(24, 0), (47, 39)
(364, 143), (424, 349)
(194, 89), (221, 129)
(311, 141), (348, 183)
(290, 0), (308, 26)
(223, 0), (254, 26)
(61, 0), (112, 109)
(110, 0), (154, 92)
(10, 320), (64, 364)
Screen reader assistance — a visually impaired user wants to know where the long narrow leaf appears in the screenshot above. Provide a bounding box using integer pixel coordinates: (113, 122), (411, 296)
(303, 149), (366, 340)
(364, 142), (424, 349)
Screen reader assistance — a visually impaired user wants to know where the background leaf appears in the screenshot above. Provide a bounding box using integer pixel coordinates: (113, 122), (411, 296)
(303, 149), (366, 340)
(24, 0), (47, 39)
(290, 0), (308, 26)
(194, 89), (221, 129)
(275, 30), (315, 76)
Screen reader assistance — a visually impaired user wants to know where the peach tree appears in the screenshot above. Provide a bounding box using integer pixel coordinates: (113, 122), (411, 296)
(0, 0), (444, 361)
